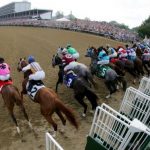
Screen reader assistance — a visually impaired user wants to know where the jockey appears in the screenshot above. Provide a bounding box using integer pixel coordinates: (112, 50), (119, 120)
(61, 48), (77, 74)
(97, 47), (110, 65)
(125, 44), (136, 61)
(66, 44), (80, 60)
(0, 57), (11, 81)
(117, 46), (128, 61)
(106, 44), (117, 59)
(142, 47), (150, 62)
(22, 56), (45, 91)
(61, 48), (75, 67)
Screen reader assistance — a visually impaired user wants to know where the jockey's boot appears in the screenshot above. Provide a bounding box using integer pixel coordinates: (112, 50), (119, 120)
(28, 80), (34, 92)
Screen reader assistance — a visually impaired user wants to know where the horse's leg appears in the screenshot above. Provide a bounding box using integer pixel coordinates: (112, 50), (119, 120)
(55, 109), (66, 133)
(56, 71), (63, 92)
(143, 61), (150, 76)
(43, 114), (57, 137)
(19, 103), (34, 131)
(55, 80), (60, 92)
(85, 89), (98, 112)
(104, 80), (114, 98)
(7, 104), (21, 136)
(74, 94), (87, 117)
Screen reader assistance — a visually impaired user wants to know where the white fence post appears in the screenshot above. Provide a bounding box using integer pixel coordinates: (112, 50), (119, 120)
(45, 132), (64, 150)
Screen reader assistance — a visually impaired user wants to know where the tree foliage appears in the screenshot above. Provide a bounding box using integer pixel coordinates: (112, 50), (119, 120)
(54, 11), (64, 19)
(138, 16), (150, 38)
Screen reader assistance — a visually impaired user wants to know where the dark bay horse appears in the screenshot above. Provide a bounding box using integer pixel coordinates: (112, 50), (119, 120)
(0, 80), (32, 136)
(52, 54), (98, 116)
(52, 54), (98, 92)
(17, 58), (78, 136)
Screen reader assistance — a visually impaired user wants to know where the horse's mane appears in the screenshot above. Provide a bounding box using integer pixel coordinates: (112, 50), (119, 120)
(19, 58), (32, 79)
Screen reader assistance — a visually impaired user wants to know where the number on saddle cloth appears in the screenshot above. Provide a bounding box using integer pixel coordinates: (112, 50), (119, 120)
(26, 80), (45, 100)
(64, 73), (77, 88)
(96, 65), (110, 78)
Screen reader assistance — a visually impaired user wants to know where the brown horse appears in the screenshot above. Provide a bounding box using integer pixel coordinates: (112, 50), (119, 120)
(17, 58), (78, 136)
(0, 81), (32, 136)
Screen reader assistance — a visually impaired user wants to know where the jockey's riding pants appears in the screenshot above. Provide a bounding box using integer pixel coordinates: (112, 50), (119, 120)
(64, 61), (78, 72)
(0, 74), (10, 81)
(29, 70), (45, 80)
(72, 52), (80, 60)
(97, 60), (109, 65)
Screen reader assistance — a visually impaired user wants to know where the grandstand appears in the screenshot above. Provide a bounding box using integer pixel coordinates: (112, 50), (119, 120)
(0, 1), (53, 21)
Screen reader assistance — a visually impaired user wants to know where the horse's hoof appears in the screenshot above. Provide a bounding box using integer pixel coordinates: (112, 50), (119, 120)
(116, 85), (120, 90)
(82, 113), (86, 117)
(105, 94), (111, 99)
(59, 129), (65, 134)
(89, 110), (94, 115)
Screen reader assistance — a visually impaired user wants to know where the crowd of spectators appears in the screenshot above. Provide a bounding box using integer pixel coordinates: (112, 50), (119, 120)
(0, 19), (139, 42)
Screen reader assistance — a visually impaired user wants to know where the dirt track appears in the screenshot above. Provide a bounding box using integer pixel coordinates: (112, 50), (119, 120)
(0, 27), (138, 150)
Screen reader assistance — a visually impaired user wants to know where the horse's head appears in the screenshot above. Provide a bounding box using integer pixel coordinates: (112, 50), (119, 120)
(85, 46), (98, 58)
(57, 47), (64, 57)
(17, 58), (28, 72)
(52, 54), (62, 67)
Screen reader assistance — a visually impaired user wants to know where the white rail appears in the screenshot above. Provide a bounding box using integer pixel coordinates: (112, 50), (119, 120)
(119, 86), (150, 127)
(45, 132), (64, 150)
(89, 105), (150, 150)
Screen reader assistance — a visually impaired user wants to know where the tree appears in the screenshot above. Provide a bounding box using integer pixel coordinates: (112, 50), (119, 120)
(138, 16), (150, 38)
(54, 11), (64, 19)
(67, 11), (76, 20)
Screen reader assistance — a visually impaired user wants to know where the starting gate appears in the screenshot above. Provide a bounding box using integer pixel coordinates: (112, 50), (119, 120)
(138, 77), (150, 96)
(85, 104), (150, 150)
(45, 132), (64, 150)
(119, 86), (150, 127)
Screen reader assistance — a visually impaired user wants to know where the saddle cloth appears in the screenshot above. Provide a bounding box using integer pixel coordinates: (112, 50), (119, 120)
(26, 81), (45, 100)
(0, 80), (13, 93)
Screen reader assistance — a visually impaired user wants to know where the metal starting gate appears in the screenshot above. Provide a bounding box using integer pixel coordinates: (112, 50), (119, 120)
(139, 77), (150, 96)
(119, 86), (150, 127)
(85, 104), (150, 150)
(45, 132), (64, 150)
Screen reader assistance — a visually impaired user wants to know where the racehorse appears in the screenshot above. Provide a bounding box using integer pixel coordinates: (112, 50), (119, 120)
(85, 46), (125, 76)
(86, 46), (139, 83)
(0, 80), (32, 136)
(17, 58), (78, 136)
(52, 53), (98, 92)
(52, 54), (98, 116)
(85, 47), (127, 94)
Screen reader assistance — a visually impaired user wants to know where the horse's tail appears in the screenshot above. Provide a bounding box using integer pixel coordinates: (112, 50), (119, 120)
(117, 76), (127, 91)
(56, 100), (78, 129)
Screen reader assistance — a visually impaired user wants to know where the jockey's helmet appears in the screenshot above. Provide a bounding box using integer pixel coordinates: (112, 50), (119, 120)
(0, 57), (4, 64)
(62, 48), (68, 55)
(106, 44), (110, 48)
(28, 55), (35, 63)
